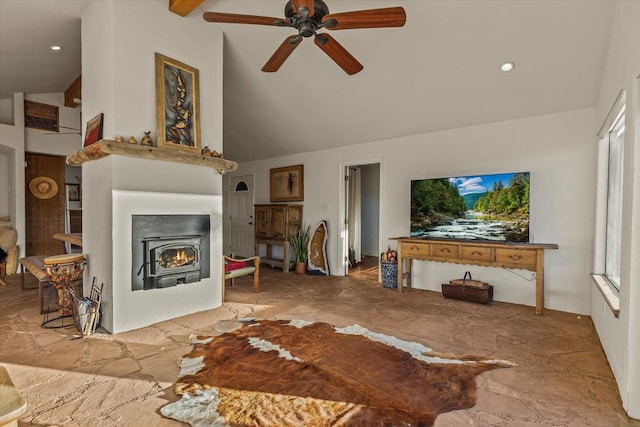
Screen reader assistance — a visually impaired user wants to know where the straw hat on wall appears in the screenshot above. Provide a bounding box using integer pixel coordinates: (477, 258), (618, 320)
(28, 176), (59, 200)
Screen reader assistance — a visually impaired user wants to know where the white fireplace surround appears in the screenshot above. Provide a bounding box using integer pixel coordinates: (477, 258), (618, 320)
(105, 190), (222, 333)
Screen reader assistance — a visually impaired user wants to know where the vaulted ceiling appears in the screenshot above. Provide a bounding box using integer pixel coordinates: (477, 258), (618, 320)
(0, 0), (616, 162)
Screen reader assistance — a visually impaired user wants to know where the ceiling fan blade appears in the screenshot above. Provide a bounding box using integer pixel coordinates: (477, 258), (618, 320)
(203, 12), (285, 26)
(314, 34), (363, 75)
(262, 36), (302, 72)
(322, 7), (406, 30)
(292, 0), (315, 17)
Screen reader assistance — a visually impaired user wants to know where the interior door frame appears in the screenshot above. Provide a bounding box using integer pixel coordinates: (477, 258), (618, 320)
(338, 158), (383, 276)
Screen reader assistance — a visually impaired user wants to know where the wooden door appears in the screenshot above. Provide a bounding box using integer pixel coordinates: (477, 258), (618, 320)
(254, 205), (270, 239)
(25, 153), (66, 256)
(270, 205), (287, 239)
(287, 205), (302, 236)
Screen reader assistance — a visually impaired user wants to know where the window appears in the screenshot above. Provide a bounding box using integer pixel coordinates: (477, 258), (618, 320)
(594, 90), (626, 296)
(234, 181), (249, 192)
(604, 108), (625, 289)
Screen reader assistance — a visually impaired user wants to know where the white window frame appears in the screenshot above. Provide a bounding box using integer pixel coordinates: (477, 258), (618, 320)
(592, 90), (626, 316)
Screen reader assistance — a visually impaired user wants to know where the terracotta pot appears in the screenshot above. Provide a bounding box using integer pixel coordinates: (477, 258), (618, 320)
(295, 261), (307, 274)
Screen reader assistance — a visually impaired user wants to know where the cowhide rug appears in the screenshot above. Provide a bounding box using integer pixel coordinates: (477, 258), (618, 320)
(161, 319), (516, 426)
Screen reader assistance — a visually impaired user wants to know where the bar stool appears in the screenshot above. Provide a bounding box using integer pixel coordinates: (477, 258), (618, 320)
(41, 253), (86, 329)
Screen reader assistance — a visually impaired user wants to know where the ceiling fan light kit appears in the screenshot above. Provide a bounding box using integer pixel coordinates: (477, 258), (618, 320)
(203, 0), (406, 75)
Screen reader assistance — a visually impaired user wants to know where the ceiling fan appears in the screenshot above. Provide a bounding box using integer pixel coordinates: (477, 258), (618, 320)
(203, 0), (406, 75)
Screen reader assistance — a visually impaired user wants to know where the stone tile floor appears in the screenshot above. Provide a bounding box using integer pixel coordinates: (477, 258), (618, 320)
(0, 268), (637, 426)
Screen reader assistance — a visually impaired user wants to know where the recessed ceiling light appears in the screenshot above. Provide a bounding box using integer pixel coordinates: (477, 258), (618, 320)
(50, 45), (63, 51)
(501, 62), (515, 72)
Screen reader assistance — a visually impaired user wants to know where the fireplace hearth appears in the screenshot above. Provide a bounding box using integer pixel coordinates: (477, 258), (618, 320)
(132, 214), (211, 291)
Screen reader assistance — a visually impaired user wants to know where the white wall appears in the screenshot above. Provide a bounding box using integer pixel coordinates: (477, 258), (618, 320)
(111, 191), (222, 333)
(0, 99), (13, 125)
(82, 1), (223, 152)
(227, 107), (597, 315)
(81, 0), (224, 332)
(591, 0), (640, 419)
(0, 93), (26, 257)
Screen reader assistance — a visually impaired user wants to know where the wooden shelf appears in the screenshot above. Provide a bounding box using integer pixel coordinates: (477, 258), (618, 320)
(66, 140), (238, 174)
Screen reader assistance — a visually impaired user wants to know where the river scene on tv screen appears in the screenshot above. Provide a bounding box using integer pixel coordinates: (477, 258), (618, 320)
(411, 172), (530, 242)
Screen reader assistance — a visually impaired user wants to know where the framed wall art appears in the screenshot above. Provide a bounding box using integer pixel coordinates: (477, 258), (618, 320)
(83, 113), (103, 147)
(66, 184), (80, 202)
(270, 164), (304, 202)
(155, 52), (201, 153)
(24, 100), (59, 132)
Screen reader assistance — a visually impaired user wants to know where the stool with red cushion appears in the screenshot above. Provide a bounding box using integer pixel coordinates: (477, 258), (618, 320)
(223, 255), (260, 300)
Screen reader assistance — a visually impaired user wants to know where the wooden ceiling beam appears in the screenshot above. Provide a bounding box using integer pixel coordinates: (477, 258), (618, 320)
(64, 74), (81, 108)
(169, 0), (206, 17)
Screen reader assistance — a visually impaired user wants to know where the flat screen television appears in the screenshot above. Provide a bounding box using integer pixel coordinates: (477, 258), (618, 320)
(410, 172), (530, 242)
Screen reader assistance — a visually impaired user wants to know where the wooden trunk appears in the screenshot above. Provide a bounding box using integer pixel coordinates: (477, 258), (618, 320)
(441, 282), (494, 305)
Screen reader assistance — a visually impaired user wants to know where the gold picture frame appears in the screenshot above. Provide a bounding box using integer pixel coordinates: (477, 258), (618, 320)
(270, 165), (304, 202)
(155, 53), (201, 153)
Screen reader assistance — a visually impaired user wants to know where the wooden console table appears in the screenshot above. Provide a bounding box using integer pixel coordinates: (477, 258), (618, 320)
(254, 204), (302, 273)
(391, 237), (558, 314)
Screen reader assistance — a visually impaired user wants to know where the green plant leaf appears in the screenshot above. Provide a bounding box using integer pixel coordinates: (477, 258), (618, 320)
(289, 224), (311, 262)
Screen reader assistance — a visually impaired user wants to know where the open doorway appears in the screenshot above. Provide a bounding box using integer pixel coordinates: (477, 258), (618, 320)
(343, 163), (380, 279)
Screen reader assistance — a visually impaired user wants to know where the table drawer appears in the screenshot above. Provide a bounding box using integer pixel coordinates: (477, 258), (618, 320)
(461, 246), (492, 261)
(495, 248), (536, 266)
(401, 242), (429, 257)
(431, 243), (459, 258)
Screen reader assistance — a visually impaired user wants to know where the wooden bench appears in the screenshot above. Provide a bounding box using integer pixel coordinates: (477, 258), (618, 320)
(223, 255), (259, 301)
(19, 256), (51, 314)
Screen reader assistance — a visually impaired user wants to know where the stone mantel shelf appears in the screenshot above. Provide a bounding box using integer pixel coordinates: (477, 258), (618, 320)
(66, 140), (238, 174)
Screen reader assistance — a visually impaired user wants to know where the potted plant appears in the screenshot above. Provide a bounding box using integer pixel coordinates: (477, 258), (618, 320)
(289, 224), (311, 274)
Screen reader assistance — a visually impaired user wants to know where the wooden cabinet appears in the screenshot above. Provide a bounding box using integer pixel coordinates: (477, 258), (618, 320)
(393, 238), (558, 314)
(254, 205), (271, 238)
(254, 204), (302, 272)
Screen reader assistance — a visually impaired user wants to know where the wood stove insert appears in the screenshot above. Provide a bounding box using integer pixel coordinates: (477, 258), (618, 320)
(141, 235), (202, 289)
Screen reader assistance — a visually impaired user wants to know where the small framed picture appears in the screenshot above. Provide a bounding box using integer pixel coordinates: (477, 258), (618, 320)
(83, 113), (104, 147)
(66, 184), (80, 202)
